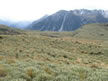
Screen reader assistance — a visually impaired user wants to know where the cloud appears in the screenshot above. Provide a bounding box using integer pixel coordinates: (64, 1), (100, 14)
(0, 0), (107, 21)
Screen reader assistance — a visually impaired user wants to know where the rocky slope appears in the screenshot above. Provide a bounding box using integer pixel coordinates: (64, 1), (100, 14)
(29, 9), (108, 31)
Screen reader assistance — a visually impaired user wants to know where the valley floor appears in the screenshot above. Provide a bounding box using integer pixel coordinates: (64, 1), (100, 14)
(0, 32), (108, 81)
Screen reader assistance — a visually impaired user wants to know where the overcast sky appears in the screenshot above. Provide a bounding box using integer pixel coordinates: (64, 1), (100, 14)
(0, 0), (108, 21)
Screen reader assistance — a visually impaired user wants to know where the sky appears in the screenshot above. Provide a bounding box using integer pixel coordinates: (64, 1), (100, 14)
(0, 0), (108, 21)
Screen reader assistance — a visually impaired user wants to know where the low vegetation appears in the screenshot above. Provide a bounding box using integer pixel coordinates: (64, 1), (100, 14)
(0, 25), (23, 35)
(0, 23), (108, 81)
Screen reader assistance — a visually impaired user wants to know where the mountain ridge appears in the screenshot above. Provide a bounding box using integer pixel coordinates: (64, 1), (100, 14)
(0, 19), (32, 29)
(28, 9), (108, 31)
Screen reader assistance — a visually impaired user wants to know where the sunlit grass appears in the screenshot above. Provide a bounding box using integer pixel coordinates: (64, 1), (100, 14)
(0, 28), (108, 81)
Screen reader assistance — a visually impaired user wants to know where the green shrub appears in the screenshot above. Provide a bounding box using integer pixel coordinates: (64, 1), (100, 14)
(0, 36), (3, 39)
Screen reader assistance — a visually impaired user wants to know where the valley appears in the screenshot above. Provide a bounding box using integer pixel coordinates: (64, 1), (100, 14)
(0, 23), (108, 81)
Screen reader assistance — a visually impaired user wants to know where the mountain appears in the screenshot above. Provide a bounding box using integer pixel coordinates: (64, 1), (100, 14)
(28, 9), (108, 31)
(0, 25), (23, 35)
(0, 19), (12, 26)
(28, 15), (49, 29)
(10, 21), (32, 29)
(0, 19), (32, 29)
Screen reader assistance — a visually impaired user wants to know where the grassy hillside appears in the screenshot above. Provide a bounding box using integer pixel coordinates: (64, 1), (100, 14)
(31, 23), (108, 40)
(0, 23), (108, 81)
(73, 23), (108, 40)
(0, 25), (23, 35)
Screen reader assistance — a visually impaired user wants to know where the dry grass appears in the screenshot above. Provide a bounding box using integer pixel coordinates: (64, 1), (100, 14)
(6, 58), (16, 64)
(0, 30), (108, 81)
(0, 64), (7, 77)
(0, 56), (4, 61)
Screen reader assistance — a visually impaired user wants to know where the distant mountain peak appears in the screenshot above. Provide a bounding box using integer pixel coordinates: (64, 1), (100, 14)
(0, 19), (32, 29)
(27, 9), (108, 31)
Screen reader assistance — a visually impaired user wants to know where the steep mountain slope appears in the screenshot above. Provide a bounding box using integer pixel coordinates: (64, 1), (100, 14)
(29, 9), (108, 31)
(0, 25), (23, 35)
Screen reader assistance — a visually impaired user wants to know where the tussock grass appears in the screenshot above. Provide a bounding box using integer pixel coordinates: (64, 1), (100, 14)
(0, 25), (108, 81)
(0, 64), (7, 77)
